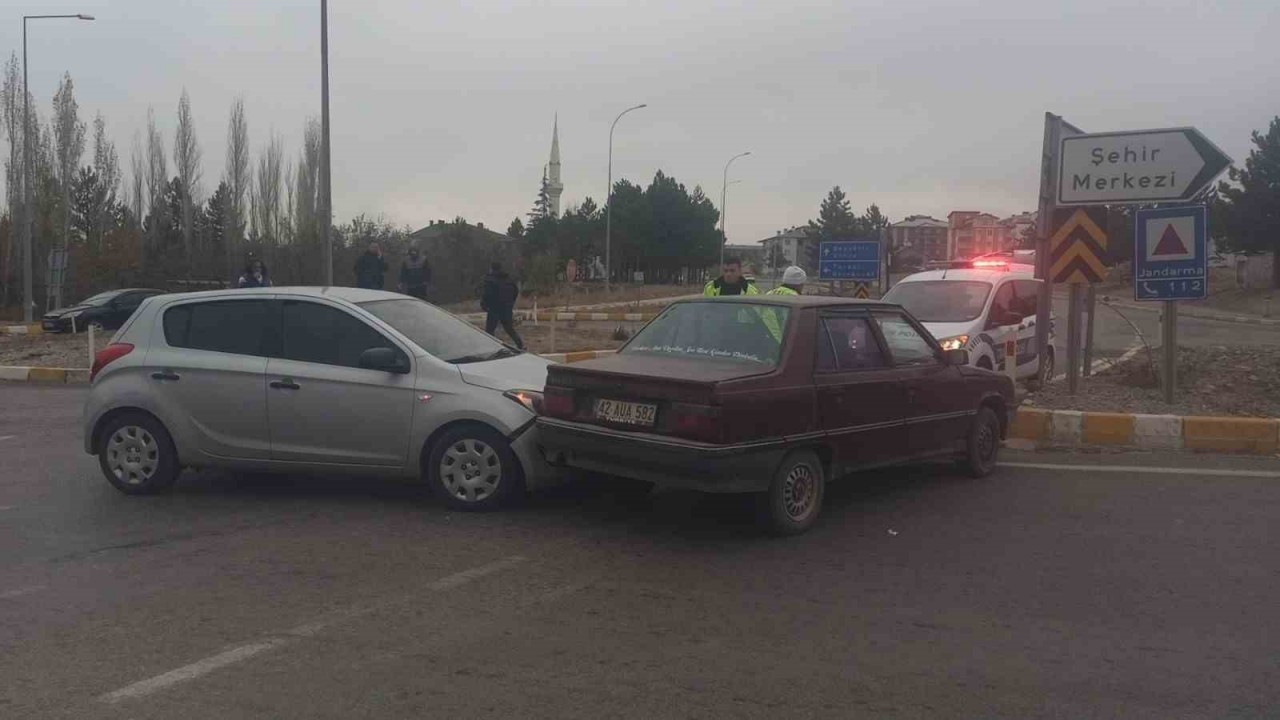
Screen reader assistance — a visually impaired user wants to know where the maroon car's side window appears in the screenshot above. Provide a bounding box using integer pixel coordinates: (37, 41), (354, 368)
(817, 317), (886, 372)
(875, 314), (938, 366)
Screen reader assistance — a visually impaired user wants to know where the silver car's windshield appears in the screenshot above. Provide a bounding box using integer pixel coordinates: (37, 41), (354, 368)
(358, 298), (516, 363)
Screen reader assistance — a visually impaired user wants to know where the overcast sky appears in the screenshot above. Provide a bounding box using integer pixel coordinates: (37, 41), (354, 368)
(3, 0), (1277, 245)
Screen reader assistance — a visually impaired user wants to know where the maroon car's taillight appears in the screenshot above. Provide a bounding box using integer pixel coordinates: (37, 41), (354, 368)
(671, 403), (722, 444)
(90, 343), (134, 382)
(544, 387), (576, 418)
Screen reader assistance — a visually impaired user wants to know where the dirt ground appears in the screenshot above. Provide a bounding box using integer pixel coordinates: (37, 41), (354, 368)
(472, 319), (632, 354)
(0, 332), (93, 369)
(443, 283), (695, 314)
(1027, 345), (1280, 418)
(1095, 267), (1276, 318)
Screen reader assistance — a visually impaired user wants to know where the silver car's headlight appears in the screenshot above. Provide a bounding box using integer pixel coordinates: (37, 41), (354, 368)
(938, 335), (969, 351)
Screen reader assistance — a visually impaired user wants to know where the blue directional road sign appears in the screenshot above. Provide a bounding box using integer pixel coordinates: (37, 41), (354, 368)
(1133, 205), (1207, 301)
(818, 240), (880, 281)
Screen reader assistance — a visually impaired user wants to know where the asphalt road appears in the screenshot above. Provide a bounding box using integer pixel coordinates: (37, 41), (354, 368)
(2, 385), (1278, 719)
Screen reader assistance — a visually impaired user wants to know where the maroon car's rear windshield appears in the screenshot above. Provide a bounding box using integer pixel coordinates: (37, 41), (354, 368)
(622, 302), (787, 368)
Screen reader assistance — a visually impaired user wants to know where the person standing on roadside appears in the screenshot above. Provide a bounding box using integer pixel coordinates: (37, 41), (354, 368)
(398, 247), (432, 300)
(703, 256), (758, 297)
(237, 259), (272, 288)
(767, 265), (807, 296)
(354, 242), (387, 289)
(481, 262), (525, 350)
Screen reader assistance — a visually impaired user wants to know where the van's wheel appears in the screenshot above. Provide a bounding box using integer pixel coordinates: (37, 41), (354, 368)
(98, 412), (180, 495)
(958, 406), (1001, 478)
(427, 424), (524, 511)
(759, 450), (825, 536)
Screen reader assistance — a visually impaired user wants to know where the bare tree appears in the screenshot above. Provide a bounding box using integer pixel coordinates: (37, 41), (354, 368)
(144, 108), (167, 234)
(52, 73), (86, 306)
(252, 132), (284, 246)
(1, 53), (22, 304)
(128, 132), (145, 228)
(224, 97), (249, 273)
(293, 117), (321, 245)
(173, 89), (202, 259)
(90, 114), (120, 248)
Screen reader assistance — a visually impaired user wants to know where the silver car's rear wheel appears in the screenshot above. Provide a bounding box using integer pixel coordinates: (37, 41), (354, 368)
(427, 425), (524, 511)
(97, 412), (179, 495)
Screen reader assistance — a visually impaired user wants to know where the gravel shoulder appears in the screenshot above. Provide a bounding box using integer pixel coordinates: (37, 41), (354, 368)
(0, 332), (92, 368)
(1027, 345), (1280, 418)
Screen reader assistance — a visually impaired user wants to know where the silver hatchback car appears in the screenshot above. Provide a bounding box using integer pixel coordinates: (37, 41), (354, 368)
(83, 287), (556, 510)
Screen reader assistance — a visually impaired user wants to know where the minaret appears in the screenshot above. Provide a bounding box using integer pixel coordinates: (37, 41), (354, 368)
(547, 114), (563, 218)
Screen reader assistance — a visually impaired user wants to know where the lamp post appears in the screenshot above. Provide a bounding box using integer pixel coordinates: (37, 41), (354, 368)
(604, 103), (646, 292)
(319, 0), (333, 286)
(22, 13), (94, 323)
(718, 151), (750, 268)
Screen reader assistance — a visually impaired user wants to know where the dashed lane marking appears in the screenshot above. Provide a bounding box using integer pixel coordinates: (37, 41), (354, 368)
(99, 555), (527, 704)
(0, 584), (47, 600)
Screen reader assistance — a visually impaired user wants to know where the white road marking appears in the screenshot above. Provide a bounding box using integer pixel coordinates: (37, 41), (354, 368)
(99, 555), (526, 704)
(0, 584), (47, 600)
(0, 505), (15, 511)
(0, 435), (16, 441)
(1052, 341), (1143, 383)
(1000, 461), (1280, 479)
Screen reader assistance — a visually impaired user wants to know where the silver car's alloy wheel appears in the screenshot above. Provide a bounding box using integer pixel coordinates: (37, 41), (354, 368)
(782, 463), (818, 522)
(106, 425), (159, 486)
(439, 438), (502, 503)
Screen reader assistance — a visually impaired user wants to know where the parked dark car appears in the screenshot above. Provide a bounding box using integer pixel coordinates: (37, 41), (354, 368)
(536, 296), (1017, 535)
(41, 289), (164, 333)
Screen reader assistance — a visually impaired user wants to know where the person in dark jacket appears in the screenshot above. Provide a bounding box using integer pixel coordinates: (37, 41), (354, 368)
(238, 259), (272, 288)
(481, 262), (524, 349)
(397, 247), (432, 300)
(353, 242), (387, 289)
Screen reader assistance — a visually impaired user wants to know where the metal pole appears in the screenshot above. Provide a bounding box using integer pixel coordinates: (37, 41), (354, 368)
(604, 104), (646, 294)
(1033, 113), (1060, 384)
(719, 152), (750, 268)
(1066, 283), (1082, 394)
(1083, 283), (1097, 376)
(22, 19), (31, 323)
(319, 0), (333, 286)
(1162, 300), (1177, 403)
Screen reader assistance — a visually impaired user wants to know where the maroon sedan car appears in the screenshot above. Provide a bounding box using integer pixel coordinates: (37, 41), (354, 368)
(536, 296), (1017, 535)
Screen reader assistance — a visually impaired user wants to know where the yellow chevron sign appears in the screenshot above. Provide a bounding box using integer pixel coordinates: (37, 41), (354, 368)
(1049, 207), (1109, 284)
(853, 283), (871, 299)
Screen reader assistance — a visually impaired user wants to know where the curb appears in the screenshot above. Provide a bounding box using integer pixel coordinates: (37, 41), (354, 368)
(1010, 407), (1280, 456)
(0, 323), (43, 336)
(536, 349), (617, 364)
(527, 312), (656, 322)
(0, 366), (89, 384)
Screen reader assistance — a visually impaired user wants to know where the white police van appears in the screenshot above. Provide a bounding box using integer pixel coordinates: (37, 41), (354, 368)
(882, 258), (1055, 383)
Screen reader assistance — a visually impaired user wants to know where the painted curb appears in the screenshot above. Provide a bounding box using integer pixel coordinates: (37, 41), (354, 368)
(0, 323), (42, 335)
(0, 366), (85, 384)
(1011, 407), (1280, 456)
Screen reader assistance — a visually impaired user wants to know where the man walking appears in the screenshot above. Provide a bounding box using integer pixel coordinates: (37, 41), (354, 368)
(481, 263), (525, 349)
(354, 242), (387, 289)
(398, 247), (432, 300)
(703, 256), (758, 297)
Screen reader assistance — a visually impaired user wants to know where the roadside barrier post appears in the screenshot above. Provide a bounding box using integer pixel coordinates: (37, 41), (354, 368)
(1005, 330), (1018, 384)
(549, 313), (557, 355)
(88, 323), (95, 369)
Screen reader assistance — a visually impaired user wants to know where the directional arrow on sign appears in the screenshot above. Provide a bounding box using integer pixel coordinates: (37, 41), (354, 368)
(1058, 127), (1231, 206)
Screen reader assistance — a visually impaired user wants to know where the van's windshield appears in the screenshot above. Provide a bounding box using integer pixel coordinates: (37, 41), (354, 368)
(882, 281), (992, 323)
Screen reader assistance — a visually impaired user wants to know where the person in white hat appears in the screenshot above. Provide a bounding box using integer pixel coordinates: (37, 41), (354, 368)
(768, 266), (807, 296)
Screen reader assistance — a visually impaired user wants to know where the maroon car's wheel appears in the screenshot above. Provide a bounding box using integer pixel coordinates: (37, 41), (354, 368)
(760, 450), (825, 536)
(958, 406), (1001, 478)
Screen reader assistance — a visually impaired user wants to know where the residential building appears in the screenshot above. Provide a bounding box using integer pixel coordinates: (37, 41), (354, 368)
(889, 215), (948, 265)
(757, 227), (817, 276)
(722, 244), (764, 273)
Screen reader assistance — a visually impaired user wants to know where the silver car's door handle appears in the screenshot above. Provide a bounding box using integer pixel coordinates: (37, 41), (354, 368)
(150, 371), (180, 381)
(270, 379), (300, 390)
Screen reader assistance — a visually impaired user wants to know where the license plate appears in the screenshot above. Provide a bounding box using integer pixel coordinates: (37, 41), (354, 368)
(41, 321), (57, 330)
(594, 399), (657, 427)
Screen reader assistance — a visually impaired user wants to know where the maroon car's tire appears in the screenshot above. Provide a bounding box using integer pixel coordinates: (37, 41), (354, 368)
(958, 406), (1001, 478)
(759, 450), (825, 536)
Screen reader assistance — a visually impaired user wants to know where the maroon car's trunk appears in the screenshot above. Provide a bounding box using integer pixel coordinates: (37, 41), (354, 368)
(544, 354), (773, 443)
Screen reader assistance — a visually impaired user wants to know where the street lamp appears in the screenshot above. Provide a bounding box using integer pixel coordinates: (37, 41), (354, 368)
(604, 103), (646, 293)
(22, 13), (94, 323)
(718, 151), (751, 268)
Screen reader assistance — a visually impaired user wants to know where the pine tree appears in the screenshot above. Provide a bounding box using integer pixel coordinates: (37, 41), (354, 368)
(808, 186), (857, 242)
(1213, 116), (1280, 286)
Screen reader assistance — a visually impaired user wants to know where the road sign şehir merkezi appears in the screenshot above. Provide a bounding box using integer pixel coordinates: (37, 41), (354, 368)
(1133, 205), (1207, 301)
(818, 240), (880, 281)
(1058, 128), (1231, 206)
(1049, 207), (1109, 284)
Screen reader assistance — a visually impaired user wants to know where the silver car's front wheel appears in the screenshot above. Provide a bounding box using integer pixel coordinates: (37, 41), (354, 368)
(427, 425), (524, 511)
(97, 412), (179, 495)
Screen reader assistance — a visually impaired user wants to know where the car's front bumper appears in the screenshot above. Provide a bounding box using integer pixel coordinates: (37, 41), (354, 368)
(509, 420), (562, 490)
(41, 317), (72, 333)
(535, 417), (785, 493)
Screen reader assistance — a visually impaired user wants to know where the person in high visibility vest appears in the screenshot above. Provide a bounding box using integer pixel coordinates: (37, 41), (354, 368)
(767, 266), (806, 296)
(703, 257), (759, 297)
(762, 266), (806, 341)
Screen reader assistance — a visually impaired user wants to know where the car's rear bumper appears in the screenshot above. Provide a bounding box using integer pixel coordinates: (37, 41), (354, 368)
(535, 417), (785, 493)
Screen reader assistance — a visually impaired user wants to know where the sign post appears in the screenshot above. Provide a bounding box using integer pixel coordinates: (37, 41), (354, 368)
(1049, 206), (1109, 393)
(1133, 205), (1209, 404)
(818, 240), (880, 285)
(1034, 114), (1084, 389)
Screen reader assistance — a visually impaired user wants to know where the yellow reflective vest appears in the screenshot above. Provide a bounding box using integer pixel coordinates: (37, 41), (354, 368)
(761, 285), (798, 341)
